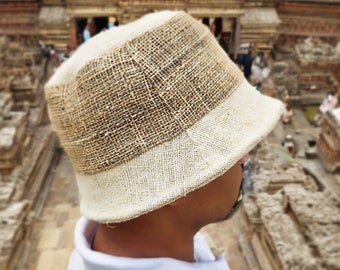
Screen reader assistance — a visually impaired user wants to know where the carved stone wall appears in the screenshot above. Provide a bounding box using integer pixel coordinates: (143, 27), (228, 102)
(0, 34), (59, 270)
(0, 1), (39, 37)
(277, 2), (340, 46)
(240, 144), (339, 270)
(317, 108), (340, 172)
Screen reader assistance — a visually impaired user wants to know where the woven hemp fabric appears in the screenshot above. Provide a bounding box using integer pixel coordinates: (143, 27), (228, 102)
(45, 12), (243, 175)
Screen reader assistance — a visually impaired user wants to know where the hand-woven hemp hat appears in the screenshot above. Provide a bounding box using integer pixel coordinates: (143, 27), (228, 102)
(45, 11), (283, 223)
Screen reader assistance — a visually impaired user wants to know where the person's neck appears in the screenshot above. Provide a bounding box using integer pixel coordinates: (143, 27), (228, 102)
(92, 208), (197, 262)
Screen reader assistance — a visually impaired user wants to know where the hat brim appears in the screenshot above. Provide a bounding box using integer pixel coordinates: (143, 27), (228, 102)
(75, 79), (283, 223)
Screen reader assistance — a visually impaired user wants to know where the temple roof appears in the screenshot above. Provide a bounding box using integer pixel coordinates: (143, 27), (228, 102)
(240, 8), (281, 26)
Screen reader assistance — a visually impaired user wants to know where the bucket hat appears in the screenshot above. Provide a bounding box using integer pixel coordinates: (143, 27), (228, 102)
(45, 11), (283, 223)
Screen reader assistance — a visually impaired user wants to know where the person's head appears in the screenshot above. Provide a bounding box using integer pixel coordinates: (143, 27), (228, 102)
(108, 16), (116, 24)
(285, 134), (293, 141)
(45, 11), (283, 227)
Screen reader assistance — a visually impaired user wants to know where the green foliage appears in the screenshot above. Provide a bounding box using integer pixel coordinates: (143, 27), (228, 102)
(304, 107), (319, 123)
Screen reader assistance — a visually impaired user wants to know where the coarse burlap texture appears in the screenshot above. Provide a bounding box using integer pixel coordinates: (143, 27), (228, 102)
(45, 11), (283, 223)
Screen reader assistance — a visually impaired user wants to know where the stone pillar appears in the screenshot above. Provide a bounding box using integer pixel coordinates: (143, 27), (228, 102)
(233, 18), (241, 57)
(69, 18), (78, 50)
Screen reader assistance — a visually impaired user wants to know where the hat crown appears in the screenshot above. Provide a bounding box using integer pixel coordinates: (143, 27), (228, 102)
(45, 11), (243, 175)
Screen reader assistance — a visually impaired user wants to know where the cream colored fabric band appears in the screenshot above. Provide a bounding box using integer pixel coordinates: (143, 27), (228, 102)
(45, 12), (243, 175)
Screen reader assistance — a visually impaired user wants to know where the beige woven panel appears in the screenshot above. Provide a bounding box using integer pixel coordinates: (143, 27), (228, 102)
(46, 13), (243, 175)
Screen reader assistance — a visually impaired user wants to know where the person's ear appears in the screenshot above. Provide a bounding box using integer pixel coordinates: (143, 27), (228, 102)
(240, 154), (250, 165)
